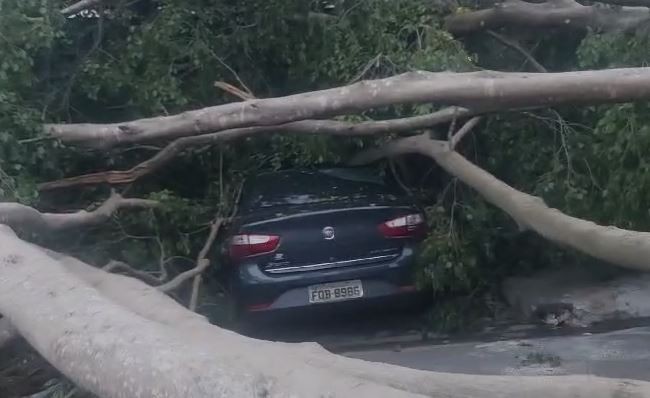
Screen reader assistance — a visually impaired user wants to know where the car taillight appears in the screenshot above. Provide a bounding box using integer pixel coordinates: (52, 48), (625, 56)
(228, 234), (280, 260)
(379, 213), (426, 238)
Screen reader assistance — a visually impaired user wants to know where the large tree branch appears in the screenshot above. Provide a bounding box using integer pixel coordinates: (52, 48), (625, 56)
(3, 228), (650, 397)
(445, 0), (650, 35)
(38, 107), (473, 191)
(352, 134), (650, 272)
(44, 67), (650, 148)
(0, 191), (157, 235)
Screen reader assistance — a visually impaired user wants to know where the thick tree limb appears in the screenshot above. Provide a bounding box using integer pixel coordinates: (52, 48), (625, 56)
(352, 134), (650, 272)
(3, 229), (650, 397)
(0, 191), (157, 235)
(44, 67), (650, 148)
(38, 108), (473, 191)
(445, 0), (650, 35)
(53, 247), (650, 398)
(61, 0), (104, 16)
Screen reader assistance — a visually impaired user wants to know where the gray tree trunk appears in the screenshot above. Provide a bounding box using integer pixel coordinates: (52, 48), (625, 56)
(2, 227), (649, 398)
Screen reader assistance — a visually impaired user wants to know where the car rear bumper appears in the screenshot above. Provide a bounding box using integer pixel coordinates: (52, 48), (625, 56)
(229, 245), (419, 312)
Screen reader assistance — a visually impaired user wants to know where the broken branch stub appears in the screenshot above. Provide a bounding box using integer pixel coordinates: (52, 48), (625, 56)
(45, 68), (650, 148)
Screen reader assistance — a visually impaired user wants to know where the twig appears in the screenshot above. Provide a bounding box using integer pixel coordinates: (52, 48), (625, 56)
(348, 54), (383, 84)
(186, 184), (243, 310)
(154, 235), (168, 281)
(389, 158), (412, 195)
(449, 117), (483, 150)
(448, 178), (458, 238)
(486, 30), (548, 73)
(203, 45), (253, 97)
(447, 110), (459, 144)
(157, 218), (223, 295)
(18, 136), (56, 144)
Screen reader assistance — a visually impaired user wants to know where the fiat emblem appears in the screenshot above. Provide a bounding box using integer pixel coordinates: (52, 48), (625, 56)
(322, 226), (335, 240)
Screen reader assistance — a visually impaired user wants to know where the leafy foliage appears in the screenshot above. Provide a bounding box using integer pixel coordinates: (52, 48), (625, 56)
(3, 0), (650, 332)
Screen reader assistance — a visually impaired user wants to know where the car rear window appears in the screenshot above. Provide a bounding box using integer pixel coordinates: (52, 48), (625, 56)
(240, 169), (396, 211)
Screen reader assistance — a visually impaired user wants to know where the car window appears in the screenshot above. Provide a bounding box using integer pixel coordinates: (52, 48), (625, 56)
(240, 169), (397, 211)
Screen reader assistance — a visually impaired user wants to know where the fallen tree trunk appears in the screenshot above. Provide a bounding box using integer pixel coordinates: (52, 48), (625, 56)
(445, 0), (650, 35)
(1, 226), (649, 398)
(351, 134), (650, 272)
(45, 67), (650, 148)
(1, 227), (400, 398)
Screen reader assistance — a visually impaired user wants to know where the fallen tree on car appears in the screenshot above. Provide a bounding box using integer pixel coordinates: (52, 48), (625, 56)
(6, 0), (650, 396)
(5, 65), (650, 397)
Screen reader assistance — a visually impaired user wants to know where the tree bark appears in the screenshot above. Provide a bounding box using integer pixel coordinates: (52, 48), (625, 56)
(45, 67), (650, 148)
(38, 107), (473, 190)
(1, 227), (649, 398)
(0, 317), (17, 348)
(351, 134), (650, 272)
(0, 192), (156, 237)
(445, 0), (650, 35)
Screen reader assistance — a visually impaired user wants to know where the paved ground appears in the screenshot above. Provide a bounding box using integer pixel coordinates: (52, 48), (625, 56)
(347, 326), (650, 381)
(237, 300), (650, 382)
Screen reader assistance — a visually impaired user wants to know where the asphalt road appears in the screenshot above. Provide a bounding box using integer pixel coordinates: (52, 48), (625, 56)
(347, 326), (650, 381)
(236, 299), (650, 382)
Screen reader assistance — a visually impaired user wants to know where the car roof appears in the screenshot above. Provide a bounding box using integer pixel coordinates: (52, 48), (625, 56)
(250, 167), (384, 186)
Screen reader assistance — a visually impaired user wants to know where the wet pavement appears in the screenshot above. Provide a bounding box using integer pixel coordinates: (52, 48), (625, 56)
(347, 325), (650, 381)
(237, 303), (650, 382)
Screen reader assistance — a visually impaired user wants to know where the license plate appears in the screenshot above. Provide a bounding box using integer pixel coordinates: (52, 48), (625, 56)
(308, 280), (364, 304)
